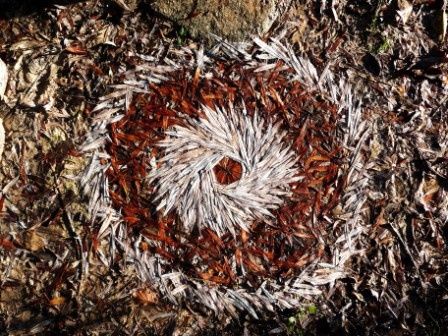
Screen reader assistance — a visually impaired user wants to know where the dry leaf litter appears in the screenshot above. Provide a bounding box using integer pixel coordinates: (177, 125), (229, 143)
(0, 1), (447, 335)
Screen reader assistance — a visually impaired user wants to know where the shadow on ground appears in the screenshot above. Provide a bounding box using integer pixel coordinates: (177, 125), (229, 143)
(0, 0), (83, 18)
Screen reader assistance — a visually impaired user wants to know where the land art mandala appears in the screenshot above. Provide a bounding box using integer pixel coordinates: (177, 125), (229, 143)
(84, 38), (368, 317)
(150, 105), (298, 236)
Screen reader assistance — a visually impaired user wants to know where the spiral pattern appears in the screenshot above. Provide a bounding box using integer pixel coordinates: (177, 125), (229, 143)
(149, 105), (299, 236)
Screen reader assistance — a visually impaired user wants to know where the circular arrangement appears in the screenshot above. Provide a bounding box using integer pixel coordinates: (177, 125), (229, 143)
(102, 61), (345, 286)
(93, 41), (359, 314)
(149, 105), (299, 236)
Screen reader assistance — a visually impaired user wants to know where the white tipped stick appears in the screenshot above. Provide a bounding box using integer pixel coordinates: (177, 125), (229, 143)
(0, 58), (7, 160)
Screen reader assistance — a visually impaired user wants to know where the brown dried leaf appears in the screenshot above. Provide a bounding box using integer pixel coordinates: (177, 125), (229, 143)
(133, 289), (159, 305)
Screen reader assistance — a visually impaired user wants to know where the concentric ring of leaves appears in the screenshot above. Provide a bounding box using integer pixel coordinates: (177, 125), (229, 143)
(106, 61), (344, 286)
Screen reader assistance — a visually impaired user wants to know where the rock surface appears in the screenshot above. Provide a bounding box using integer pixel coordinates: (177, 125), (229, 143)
(150, 0), (292, 41)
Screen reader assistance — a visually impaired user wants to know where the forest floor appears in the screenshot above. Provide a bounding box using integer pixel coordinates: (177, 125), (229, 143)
(0, 1), (447, 335)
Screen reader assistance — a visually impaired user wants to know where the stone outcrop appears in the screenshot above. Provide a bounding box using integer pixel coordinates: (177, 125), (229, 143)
(150, 0), (292, 41)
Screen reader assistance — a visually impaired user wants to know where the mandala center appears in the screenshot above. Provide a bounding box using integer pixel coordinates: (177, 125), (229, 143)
(148, 105), (299, 236)
(212, 157), (243, 185)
